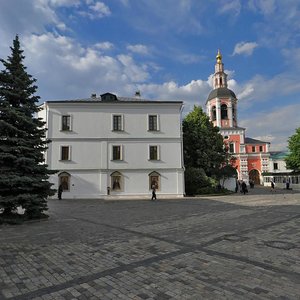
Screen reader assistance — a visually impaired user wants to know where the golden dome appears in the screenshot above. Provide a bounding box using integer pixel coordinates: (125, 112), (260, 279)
(216, 49), (222, 63)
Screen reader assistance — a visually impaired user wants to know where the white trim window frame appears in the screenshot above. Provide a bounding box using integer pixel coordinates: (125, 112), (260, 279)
(112, 114), (124, 131)
(60, 145), (71, 161)
(111, 171), (123, 191)
(149, 145), (160, 160)
(61, 115), (72, 131)
(112, 145), (123, 161)
(148, 114), (159, 131)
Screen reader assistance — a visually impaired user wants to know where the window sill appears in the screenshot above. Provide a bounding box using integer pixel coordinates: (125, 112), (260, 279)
(60, 129), (72, 132)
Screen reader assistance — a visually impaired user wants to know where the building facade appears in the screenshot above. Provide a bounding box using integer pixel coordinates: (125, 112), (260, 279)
(39, 93), (185, 199)
(206, 51), (270, 184)
(263, 151), (300, 189)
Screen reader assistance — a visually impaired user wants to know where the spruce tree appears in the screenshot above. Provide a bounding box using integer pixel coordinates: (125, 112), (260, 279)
(0, 35), (56, 218)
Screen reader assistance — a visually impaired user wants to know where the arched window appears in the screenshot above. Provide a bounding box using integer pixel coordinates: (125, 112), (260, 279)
(58, 172), (71, 191)
(221, 104), (228, 119)
(211, 106), (216, 121)
(232, 105), (236, 120)
(111, 171), (123, 191)
(149, 171), (160, 191)
(220, 77), (223, 86)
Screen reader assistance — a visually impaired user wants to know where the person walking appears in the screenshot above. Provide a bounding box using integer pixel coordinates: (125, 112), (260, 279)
(58, 184), (63, 200)
(271, 180), (275, 190)
(241, 181), (247, 195)
(151, 185), (157, 201)
(286, 177), (290, 190)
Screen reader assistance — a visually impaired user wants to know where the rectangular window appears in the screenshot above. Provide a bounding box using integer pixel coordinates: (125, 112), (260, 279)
(149, 146), (159, 160)
(112, 145), (122, 160)
(252, 146), (255, 152)
(112, 115), (123, 131)
(259, 146), (263, 152)
(148, 115), (158, 131)
(274, 163), (278, 170)
(229, 143), (234, 153)
(62, 115), (71, 131)
(61, 146), (70, 160)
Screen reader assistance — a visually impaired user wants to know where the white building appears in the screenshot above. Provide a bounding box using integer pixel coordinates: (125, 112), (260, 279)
(263, 151), (300, 189)
(39, 93), (185, 199)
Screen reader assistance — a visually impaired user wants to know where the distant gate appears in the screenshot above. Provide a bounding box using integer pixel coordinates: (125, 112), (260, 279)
(249, 169), (260, 185)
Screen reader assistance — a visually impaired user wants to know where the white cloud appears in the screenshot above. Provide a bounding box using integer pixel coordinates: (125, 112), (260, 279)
(90, 1), (111, 17)
(127, 44), (150, 55)
(218, 0), (241, 16)
(233, 73), (300, 106)
(94, 41), (114, 50)
(233, 41), (258, 56)
(117, 54), (149, 82)
(78, 1), (111, 19)
(240, 104), (300, 150)
(137, 78), (211, 112)
(21, 33), (152, 100)
(248, 0), (276, 15)
(48, 0), (80, 7)
(236, 84), (254, 100)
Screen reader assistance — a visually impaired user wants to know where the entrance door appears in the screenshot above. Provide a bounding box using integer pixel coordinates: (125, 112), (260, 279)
(249, 169), (260, 185)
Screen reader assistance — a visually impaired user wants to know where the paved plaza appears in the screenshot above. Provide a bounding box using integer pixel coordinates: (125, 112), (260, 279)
(0, 187), (300, 299)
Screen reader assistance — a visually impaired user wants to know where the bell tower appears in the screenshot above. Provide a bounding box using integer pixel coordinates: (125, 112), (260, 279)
(206, 50), (238, 129)
(213, 50), (228, 89)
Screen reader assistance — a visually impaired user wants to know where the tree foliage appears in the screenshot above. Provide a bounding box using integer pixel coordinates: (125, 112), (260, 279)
(183, 105), (226, 175)
(0, 35), (56, 218)
(285, 127), (300, 172)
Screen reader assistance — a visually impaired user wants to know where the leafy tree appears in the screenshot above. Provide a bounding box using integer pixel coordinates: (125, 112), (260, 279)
(183, 105), (226, 175)
(184, 167), (212, 195)
(0, 35), (56, 218)
(217, 165), (238, 187)
(285, 127), (300, 172)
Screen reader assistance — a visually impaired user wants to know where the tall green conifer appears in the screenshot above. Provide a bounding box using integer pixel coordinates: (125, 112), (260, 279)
(0, 35), (55, 218)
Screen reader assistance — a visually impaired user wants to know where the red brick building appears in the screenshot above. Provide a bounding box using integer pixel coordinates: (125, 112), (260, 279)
(206, 50), (270, 184)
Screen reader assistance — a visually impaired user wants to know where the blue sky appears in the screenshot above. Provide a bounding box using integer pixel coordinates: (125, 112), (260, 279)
(0, 0), (299, 150)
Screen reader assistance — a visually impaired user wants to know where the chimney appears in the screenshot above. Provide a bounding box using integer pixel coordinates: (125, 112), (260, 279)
(134, 90), (141, 98)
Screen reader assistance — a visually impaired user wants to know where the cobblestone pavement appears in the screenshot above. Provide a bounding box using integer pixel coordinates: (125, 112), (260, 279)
(0, 187), (300, 299)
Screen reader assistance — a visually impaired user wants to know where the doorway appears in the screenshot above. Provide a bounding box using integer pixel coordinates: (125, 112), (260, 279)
(249, 169), (260, 185)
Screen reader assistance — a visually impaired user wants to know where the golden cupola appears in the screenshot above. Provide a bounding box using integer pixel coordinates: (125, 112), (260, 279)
(216, 49), (222, 63)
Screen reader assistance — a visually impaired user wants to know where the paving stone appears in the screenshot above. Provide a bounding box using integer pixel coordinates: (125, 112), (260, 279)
(0, 187), (299, 299)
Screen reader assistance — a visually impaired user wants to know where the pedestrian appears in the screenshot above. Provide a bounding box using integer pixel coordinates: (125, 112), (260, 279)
(58, 184), (63, 200)
(241, 181), (247, 195)
(270, 180), (275, 191)
(286, 177), (290, 190)
(151, 185), (157, 201)
(235, 180), (238, 193)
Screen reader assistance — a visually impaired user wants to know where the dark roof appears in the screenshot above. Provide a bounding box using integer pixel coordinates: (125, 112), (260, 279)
(44, 99), (183, 104)
(43, 93), (183, 105)
(245, 137), (270, 144)
(206, 87), (237, 102)
(269, 151), (289, 159)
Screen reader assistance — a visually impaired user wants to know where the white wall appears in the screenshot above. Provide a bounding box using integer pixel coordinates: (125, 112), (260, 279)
(41, 100), (185, 198)
(46, 103), (181, 139)
(51, 169), (184, 199)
